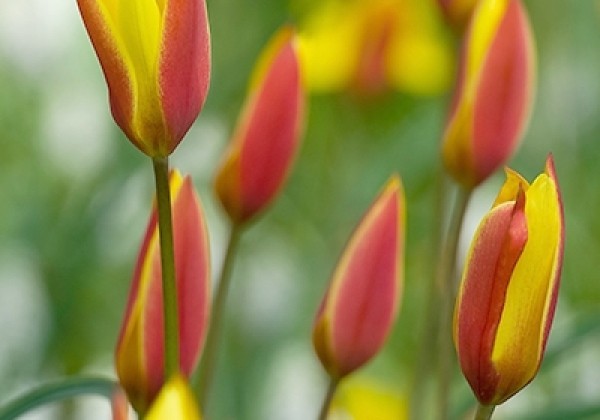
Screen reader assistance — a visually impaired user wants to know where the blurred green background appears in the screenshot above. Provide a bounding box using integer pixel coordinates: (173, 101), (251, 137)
(0, 0), (599, 419)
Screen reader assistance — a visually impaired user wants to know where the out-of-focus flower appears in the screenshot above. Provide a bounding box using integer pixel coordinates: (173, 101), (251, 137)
(454, 156), (564, 406)
(437, 0), (478, 30)
(145, 374), (202, 420)
(313, 176), (405, 379)
(328, 376), (407, 420)
(214, 28), (305, 225)
(77, 0), (210, 157)
(297, 0), (454, 96)
(115, 171), (211, 413)
(441, 0), (535, 188)
(111, 387), (130, 420)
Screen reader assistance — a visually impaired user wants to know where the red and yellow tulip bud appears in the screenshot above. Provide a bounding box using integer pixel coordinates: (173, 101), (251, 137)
(313, 176), (405, 379)
(454, 155), (564, 406)
(115, 171), (211, 413)
(77, 0), (210, 157)
(145, 374), (202, 420)
(437, 0), (478, 31)
(298, 0), (454, 96)
(441, 0), (535, 188)
(214, 28), (305, 225)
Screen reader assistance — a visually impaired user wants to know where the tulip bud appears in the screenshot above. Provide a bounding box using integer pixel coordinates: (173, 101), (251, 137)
(115, 171), (211, 413)
(313, 176), (405, 379)
(441, 0), (535, 188)
(437, 0), (478, 30)
(145, 374), (202, 420)
(77, 0), (210, 157)
(214, 28), (304, 225)
(454, 155), (564, 405)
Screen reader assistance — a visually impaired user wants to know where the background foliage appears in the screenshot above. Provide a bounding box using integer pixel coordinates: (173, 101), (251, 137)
(0, 0), (599, 419)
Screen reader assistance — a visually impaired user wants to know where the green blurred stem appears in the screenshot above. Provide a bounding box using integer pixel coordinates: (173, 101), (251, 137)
(0, 377), (116, 420)
(474, 404), (495, 420)
(195, 224), (242, 408)
(410, 166), (448, 420)
(437, 185), (472, 420)
(152, 157), (179, 378)
(317, 377), (339, 420)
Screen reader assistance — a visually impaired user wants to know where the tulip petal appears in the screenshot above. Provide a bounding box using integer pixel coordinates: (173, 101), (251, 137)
(491, 158), (562, 402)
(313, 176), (405, 378)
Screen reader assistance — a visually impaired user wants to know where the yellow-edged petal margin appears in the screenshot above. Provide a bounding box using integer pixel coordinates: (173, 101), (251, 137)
(491, 168), (561, 401)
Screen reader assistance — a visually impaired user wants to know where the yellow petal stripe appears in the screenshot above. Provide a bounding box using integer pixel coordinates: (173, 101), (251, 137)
(97, 0), (165, 143)
(493, 167), (530, 207)
(491, 172), (560, 398)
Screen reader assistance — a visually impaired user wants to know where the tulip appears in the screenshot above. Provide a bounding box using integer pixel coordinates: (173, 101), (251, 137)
(214, 28), (305, 225)
(437, 0), (478, 30)
(77, 0), (210, 157)
(115, 171), (211, 413)
(454, 155), (564, 406)
(313, 176), (405, 379)
(298, 0), (454, 96)
(145, 374), (202, 420)
(441, 0), (535, 188)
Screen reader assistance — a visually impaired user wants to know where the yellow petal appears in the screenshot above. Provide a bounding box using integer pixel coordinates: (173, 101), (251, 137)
(146, 374), (202, 420)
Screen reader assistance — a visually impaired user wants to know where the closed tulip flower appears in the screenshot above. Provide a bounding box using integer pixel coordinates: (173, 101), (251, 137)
(313, 176), (405, 379)
(77, 0), (210, 157)
(115, 171), (211, 413)
(214, 28), (305, 225)
(454, 156), (564, 406)
(145, 374), (202, 420)
(441, 0), (535, 188)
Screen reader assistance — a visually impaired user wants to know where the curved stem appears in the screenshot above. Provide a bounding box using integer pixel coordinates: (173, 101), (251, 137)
(195, 224), (242, 408)
(152, 157), (179, 378)
(317, 377), (339, 420)
(474, 403), (495, 420)
(0, 377), (117, 420)
(437, 185), (472, 420)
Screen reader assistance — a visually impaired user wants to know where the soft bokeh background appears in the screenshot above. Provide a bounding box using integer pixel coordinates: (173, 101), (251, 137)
(0, 0), (599, 419)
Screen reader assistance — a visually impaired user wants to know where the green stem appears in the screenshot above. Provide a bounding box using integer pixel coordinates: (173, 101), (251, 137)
(437, 185), (472, 420)
(195, 224), (242, 408)
(152, 157), (179, 378)
(0, 377), (116, 420)
(410, 166), (448, 420)
(474, 403), (495, 420)
(317, 377), (339, 420)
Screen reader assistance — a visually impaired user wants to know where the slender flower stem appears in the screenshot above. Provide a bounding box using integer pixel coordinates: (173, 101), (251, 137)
(0, 377), (117, 420)
(410, 166), (448, 420)
(474, 404), (495, 420)
(317, 377), (339, 420)
(196, 224), (242, 408)
(152, 157), (179, 378)
(437, 185), (472, 420)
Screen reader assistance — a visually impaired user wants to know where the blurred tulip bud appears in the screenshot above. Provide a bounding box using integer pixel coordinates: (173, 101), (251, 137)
(115, 171), (211, 413)
(77, 0), (210, 157)
(313, 176), (405, 379)
(437, 0), (478, 30)
(441, 0), (535, 188)
(298, 0), (454, 96)
(214, 28), (305, 224)
(329, 376), (407, 419)
(145, 374), (202, 420)
(454, 155), (564, 405)
(111, 387), (130, 420)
